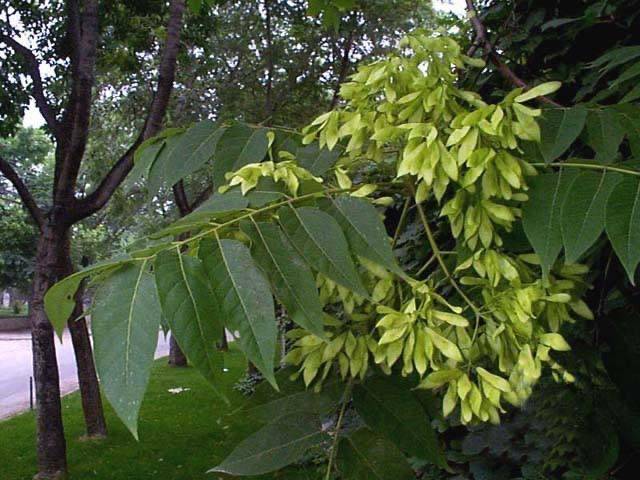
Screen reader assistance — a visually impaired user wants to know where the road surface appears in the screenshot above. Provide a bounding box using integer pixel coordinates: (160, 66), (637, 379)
(0, 329), (170, 419)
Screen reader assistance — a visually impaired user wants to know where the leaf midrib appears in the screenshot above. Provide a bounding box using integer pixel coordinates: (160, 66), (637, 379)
(565, 173), (607, 260)
(331, 197), (393, 267)
(215, 428), (321, 472)
(124, 260), (147, 384)
(175, 251), (218, 374)
(182, 126), (222, 173)
(252, 222), (317, 330)
(542, 172), (563, 269)
(216, 238), (268, 366)
(346, 436), (385, 480)
(625, 180), (640, 263)
(360, 384), (426, 451)
(234, 129), (264, 169)
(289, 207), (358, 292)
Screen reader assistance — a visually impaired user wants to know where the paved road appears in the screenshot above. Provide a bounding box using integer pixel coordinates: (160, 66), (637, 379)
(0, 329), (170, 419)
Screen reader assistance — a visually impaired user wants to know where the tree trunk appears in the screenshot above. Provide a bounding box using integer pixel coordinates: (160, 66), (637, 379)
(30, 226), (67, 479)
(168, 334), (188, 366)
(218, 327), (229, 352)
(66, 294), (107, 437)
(59, 236), (107, 438)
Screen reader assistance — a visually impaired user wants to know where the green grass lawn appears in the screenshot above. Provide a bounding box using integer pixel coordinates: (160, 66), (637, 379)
(0, 306), (27, 317)
(0, 351), (321, 479)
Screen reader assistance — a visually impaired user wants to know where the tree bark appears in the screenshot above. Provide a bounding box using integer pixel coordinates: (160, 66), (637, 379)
(61, 235), (107, 438)
(67, 310), (107, 437)
(30, 226), (68, 479)
(168, 335), (188, 367)
(218, 327), (229, 352)
(1, 3), (186, 478)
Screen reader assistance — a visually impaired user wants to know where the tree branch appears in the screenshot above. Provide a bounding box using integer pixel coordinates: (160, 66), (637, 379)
(172, 181), (192, 216)
(330, 18), (356, 109)
(191, 185), (213, 210)
(465, 0), (562, 107)
(54, 0), (99, 203)
(263, 0), (275, 121)
(0, 156), (45, 229)
(72, 0), (186, 221)
(0, 34), (61, 138)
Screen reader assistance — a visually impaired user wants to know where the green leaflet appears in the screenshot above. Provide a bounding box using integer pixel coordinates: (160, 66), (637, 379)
(199, 237), (278, 387)
(209, 413), (327, 476)
(278, 205), (368, 297)
(353, 375), (446, 467)
(538, 106), (587, 163)
(156, 120), (225, 194)
(174, 188), (249, 223)
(149, 189), (250, 239)
(321, 196), (403, 276)
(124, 140), (164, 192)
(92, 261), (160, 439)
(154, 250), (225, 399)
(586, 109), (625, 163)
(296, 142), (340, 176)
(147, 122), (226, 196)
(244, 177), (287, 207)
(239, 220), (325, 338)
(622, 83), (640, 103)
(146, 134), (183, 196)
(522, 170), (577, 277)
(230, 369), (343, 423)
(615, 104), (640, 158)
(337, 428), (415, 480)
(561, 171), (621, 263)
(44, 257), (130, 337)
(606, 177), (640, 283)
(212, 124), (270, 188)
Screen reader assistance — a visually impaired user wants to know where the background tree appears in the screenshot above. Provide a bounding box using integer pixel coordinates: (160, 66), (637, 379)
(0, 128), (53, 298)
(0, 1), (186, 477)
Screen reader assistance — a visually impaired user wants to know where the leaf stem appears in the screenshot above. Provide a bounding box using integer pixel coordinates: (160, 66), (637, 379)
(406, 182), (482, 338)
(325, 380), (353, 480)
(167, 187), (354, 249)
(392, 197), (412, 247)
(531, 162), (640, 177)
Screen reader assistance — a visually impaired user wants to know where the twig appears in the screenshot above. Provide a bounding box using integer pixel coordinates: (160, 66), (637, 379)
(531, 162), (640, 177)
(392, 197), (411, 247)
(407, 182), (482, 338)
(464, 0), (562, 107)
(325, 380), (353, 480)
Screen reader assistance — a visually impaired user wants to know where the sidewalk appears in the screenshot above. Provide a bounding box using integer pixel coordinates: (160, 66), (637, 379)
(0, 329), (170, 420)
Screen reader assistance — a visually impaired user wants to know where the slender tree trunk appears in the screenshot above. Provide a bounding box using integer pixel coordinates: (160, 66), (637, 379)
(59, 234), (107, 438)
(168, 183), (190, 367)
(218, 327), (229, 352)
(168, 335), (187, 366)
(30, 226), (67, 479)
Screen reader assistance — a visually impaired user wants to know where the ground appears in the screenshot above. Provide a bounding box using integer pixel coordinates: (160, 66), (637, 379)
(0, 330), (169, 419)
(0, 306), (26, 316)
(0, 352), (322, 480)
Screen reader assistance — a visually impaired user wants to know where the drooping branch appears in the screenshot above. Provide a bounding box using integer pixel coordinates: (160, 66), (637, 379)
(72, 0), (186, 221)
(0, 156), (45, 229)
(0, 34), (61, 139)
(464, 0), (561, 107)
